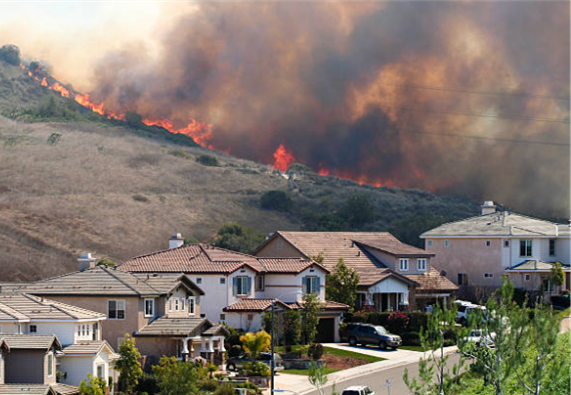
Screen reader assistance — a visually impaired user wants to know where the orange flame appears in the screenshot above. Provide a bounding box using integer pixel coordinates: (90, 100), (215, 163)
(272, 144), (296, 172)
(142, 118), (213, 148)
(74, 93), (105, 116)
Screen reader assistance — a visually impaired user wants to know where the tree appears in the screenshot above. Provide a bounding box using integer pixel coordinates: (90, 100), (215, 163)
(337, 193), (374, 228)
(260, 190), (292, 212)
(115, 334), (143, 394)
(153, 356), (207, 395)
(326, 258), (360, 311)
(196, 154), (219, 166)
(550, 262), (565, 295)
(283, 309), (302, 346)
(0, 44), (20, 65)
(96, 258), (116, 268)
(240, 330), (271, 360)
(301, 292), (322, 345)
(308, 361), (328, 395)
(79, 373), (107, 395)
(211, 223), (265, 254)
(404, 301), (467, 395)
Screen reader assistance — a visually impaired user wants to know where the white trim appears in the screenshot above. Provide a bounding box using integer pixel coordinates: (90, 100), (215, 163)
(144, 298), (155, 318)
(107, 299), (126, 320)
(417, 259), (427, 271)
(188, 296), (196, 315)
(399, 258), (409, 271)
(47, 352), (54, 377)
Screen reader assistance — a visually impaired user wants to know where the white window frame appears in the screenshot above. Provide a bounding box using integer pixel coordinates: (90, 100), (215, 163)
(47, 352), (54, 377)
(520, 240), (533, 257)
(181, 297), (186, 311)
(107, 299), (126, 320)
(96, 364), (105, 378)
(17, 324), (21, 334)
(77, 325), (81, 336)
(236, 276), (249, 296)
(86, 324), (90, 337)
(305, 276), (320, 294)
(417, 259), (427, 271)
(188, 296), (196, 315)
(174, 298), (180, 311)
(144, 298), (155, 318)
(220, 277), (226, 285)
(486, 241), (491, 247)
(399, 259), (409, 271)
(549, 239), (556, 256)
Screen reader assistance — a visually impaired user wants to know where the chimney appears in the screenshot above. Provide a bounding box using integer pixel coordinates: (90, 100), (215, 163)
(78, 253), (97, 272)
(169, 233), (184, 249)
(481, 201), (496, 216)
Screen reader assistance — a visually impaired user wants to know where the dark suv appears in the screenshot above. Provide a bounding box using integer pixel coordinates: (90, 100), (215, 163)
(226, 352), (284, 371)
(340, 323), (402, 350)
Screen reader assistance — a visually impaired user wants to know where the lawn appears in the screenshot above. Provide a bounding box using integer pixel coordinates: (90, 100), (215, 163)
(282, 367), (340, 376)
(322, 346), (386, 364)
(399, 345), (424, 352)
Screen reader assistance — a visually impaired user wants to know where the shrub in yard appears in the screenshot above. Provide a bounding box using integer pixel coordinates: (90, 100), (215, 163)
(365, 311), (391, 326)
(407, 311), (428, 332)
(214, 384), (235, 395)
(196, 154), (219, 166)
(243, 361), (270, 377)
(200, 378), (219, 392)
(387, 311), (409, 335)
(134, 373), (159, 395)
(228, 344), (243, 358)
(308, 343), (324, 360)
(401, 331), (421, 346)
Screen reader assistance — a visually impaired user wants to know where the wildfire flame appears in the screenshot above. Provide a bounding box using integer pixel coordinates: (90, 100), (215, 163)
(142, 118), (213, 148)
(272, 144), (296, 172)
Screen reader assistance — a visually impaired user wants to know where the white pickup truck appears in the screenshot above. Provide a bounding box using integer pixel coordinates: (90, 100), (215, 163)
(341, 386), (375, 395)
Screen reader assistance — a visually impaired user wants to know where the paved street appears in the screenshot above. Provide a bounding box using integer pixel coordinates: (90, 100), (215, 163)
(273, 344), (460, 395)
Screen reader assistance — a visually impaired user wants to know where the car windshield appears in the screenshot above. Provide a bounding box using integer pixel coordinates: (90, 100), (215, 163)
(375, 326), (388, 334)
(342, 391), (360, 395)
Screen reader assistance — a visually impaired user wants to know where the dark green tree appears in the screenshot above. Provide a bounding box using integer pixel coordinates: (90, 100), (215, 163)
(260, 190), (292, 212)
(125, 112), (143, 127)
(337, 194), (374, 228)
(153, 356), (207, 395)
(283, 309), (302, 346)
(196, 154), (219, 166)
(78, 373), (107, 395)
(326, 258), (360, 311)
(211, 223), (265, 254)
(0, 45), (20, 65)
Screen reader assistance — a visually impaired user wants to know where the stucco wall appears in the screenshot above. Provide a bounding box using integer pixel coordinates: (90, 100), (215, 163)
(46, 296), (141, 349)
(5, 349), (46, 384)
(263, 267), (327, 302)
(256, 237), (303, 258)
(426, 238), (504, 287)
(364, 248), (431, 276)
(225, 312), (264, 332)
(59, 355), (93, 386)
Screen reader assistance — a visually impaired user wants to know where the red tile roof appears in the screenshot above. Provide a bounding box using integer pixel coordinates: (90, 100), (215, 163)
(223, 298), (293, 312)
(119, 244), (323, 275)
(353, 239), (434, 258)
(288, 300), (350, 311)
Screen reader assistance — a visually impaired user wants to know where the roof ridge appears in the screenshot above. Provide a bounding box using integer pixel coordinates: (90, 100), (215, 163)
(102, 267), (146, 296)
(24, 293), (77, 319)
(0, 301), (25, 320)
(124, 243), (202, 262)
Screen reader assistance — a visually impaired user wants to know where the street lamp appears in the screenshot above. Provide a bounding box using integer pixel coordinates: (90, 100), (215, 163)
(271, 291), (302, 395)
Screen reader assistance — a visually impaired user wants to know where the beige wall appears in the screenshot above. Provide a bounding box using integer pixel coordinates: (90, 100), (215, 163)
(256, 237), (304, 258)
(426, 238), (503, 287)
(46, 296), (141, 349)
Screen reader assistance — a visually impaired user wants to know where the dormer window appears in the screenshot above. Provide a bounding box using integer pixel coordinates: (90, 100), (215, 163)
(234, 276), (251, 296)
(399, 259), (409, 271)
(144, 298), (155, 317)
(303, 276), (320, 294)
(174, 298), (180, 311)
(188, 296), (196, 315)
(417, 259), (427, 271)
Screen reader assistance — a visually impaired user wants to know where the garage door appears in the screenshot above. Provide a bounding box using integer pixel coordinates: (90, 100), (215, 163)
(315, 318), (335, 343)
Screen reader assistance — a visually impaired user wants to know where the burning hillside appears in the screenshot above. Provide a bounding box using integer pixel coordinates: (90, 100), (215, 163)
(6, 2), (570, 215)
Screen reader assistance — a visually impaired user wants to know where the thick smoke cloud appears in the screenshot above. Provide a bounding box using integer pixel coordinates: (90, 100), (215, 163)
(89, 1), (569, 217)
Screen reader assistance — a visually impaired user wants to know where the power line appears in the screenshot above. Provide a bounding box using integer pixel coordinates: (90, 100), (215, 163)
(379, 82), (571, 101)
(400, 129), (570, 147)
(395, 105), (570, 124)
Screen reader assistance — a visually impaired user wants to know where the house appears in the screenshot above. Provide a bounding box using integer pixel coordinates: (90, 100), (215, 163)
(254, 231), (458, 311)
(0, 334), (78, 395)
(0, 293), (117, 387)
(421, 201), (571, 294)
(117, 234), (349, 342)
(3, 261), (226, 365)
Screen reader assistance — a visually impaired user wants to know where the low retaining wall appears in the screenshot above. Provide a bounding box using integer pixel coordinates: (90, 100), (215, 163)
(283, 359), (326, 369)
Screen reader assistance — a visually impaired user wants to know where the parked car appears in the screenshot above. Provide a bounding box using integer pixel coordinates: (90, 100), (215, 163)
(340, 323), (402, 350)
(463, 329), (496, 348)
(456, 303), (487, 325)
(341, 385), (375, 395)
(551, 293), (570, 309)
(226, 352), (284, 371)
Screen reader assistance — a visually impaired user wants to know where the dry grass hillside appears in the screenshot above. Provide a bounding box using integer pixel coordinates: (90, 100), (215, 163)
(0, 58), (480, 281)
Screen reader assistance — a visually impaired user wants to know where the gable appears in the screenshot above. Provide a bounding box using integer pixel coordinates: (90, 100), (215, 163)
(367, 276), (410, 294)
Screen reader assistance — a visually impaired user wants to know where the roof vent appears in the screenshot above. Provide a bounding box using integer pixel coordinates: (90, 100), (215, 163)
(481, 201), (496, 216)
(78, 253), (97, 272)
(169, 233), (184, 249)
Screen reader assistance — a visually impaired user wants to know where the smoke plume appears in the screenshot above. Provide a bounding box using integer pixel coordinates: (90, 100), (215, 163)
(16, 2), (571, 216)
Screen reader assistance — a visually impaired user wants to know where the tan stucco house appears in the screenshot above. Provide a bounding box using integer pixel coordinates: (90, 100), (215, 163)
(421, 201), (571, 295)
(254, 231), (457, 311)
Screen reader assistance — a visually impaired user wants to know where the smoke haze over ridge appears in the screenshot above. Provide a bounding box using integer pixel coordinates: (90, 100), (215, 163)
(2, 1), (570, 216)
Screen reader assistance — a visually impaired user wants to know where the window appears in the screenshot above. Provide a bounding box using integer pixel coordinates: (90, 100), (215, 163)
(0, 325), (3, 333)
(144, 299), (155, 318)
(524, 274), (531, 281)
(181, 297), (186, 311)
(196, 278), (202, 285)
(427, 240), (433, 247)
(220, 277), (226, 285)
(108, 300), (126, 319)
(256, 275), (265, 291)
(303, 276), (320, 294)
(399, 259), (409, 271)
(82, 325), (86, 337)
(458, 273), (468, 285)
(96, 365), (104, 378)
(77, 325), (81, 336)
(86, 325), (90, 337)
(520, 240), (532, 257)
(234, 276), (251, 296)
(29, 325), (37, 333)
(484, 273), (494, 278)
(444, 240), (450, 247)
(504, 240), (510, 248)
(220, 314), (226, 321)
(549, 239), (556, 256)
(188, 296), (196, 315)
(486, 241), (491, 247)
(169, 298), (173, 311)
(174, 298), (180, 311)
(417, 259), (427, 271)
(47, 353), (54, 377)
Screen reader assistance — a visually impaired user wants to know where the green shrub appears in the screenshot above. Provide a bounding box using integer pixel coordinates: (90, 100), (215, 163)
(243, 361), (270, 377)
(401, 331), (421, 346)
(168, 149), (192, 160)
(134, 372), (159, 395)
(407, 312), (429, 332)
(387, 311), (409, 335)
(308, 343), (324, 360)
(200, 378), (219, 392)
(213, 384), (235, 395)
(260, 190), (292, 212)
(196, 154), (219, 166)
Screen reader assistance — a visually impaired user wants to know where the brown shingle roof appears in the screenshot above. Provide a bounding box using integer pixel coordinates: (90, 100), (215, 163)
(223, 298), (292, 312)
(0, 334), (61, 350)
(51, 385), (79, 395)
(257, 258), (330, 273)
(0, 385), (56, 395)
(131, 273), (205, 295)
(353, 239), (434, 258)
(0, 294), (105, 321)
(287, 300), (350, 311)
(135, 317), (211, 337)
(406, 267), (459, 292)
(62, 340), (117, 357)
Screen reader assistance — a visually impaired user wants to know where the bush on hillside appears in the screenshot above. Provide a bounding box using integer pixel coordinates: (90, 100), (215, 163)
(211, 223), (265, 254)
(0, 45), (20, 65)
(260, 190), (292, 212)
(196, 154), (219, 166)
